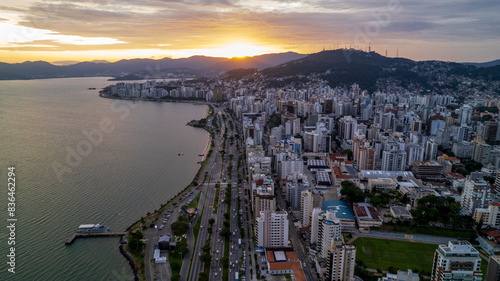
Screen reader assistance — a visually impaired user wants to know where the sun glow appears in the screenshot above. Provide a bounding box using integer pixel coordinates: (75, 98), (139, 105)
(207, 43), (279, 58)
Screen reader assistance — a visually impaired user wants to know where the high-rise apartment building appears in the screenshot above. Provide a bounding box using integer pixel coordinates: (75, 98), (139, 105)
(431, 241), (482, 281)
(311, 210), (342, 258)
(256, 210), (289, 248)
(300, 189), (313, 227)
(461, 174), (491, 216)
(325, 238), (356, 281)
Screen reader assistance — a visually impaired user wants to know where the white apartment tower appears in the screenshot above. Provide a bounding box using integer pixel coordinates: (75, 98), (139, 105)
(256, 210), (289, 248)
(431, 241), (482, 281)
(459, 104), (473, 125)
(310, 207), (323, 244)
(300, 189), (313, 227)
(316, 210), (342, 258)
(461, 175), (491, 216)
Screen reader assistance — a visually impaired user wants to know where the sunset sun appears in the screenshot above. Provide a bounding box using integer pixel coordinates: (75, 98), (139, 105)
(211, 43), (278, 58)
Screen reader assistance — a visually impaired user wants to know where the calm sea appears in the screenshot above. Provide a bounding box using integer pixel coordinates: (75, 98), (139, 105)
(0, 77), (209, 280)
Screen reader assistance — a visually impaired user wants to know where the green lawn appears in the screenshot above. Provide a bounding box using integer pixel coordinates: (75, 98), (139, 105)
(353, 237), (436, 272)
(481, 257), (488, 276)
(188, 191), (202, 209)
(168, 252), (182, 281)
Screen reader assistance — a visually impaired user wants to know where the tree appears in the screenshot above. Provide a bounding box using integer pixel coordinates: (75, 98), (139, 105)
(200, 253), (212, 263)
(456, 167), (470, 176)
(221, 256), (229, 267)
(174, 238), (189, 256)
(172, 274), (181, 281)
(482, 115), (493, 121)
(181, 205), (188, 212)
(202, 243), (211, 253)
(220, 227), (231, 238)
(342, 149), (353, 160)
(484, 176), (495, 185)
(208, 218), (215, 226)
(340, 181), (364, 203)
(171, 221), (190, 236)
(198, 272), (209, 281)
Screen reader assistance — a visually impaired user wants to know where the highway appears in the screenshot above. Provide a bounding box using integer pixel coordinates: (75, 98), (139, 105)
(144, 105), (257, 281)
(188, 106), (225, 281)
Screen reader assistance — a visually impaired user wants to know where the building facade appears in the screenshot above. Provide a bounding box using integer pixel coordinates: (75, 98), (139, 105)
(256, 210), (289, 248)
(325, 238), (356, 281)
(431, 241), (482, 281)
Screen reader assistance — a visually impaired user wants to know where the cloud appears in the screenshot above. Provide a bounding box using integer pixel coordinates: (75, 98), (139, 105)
(0, 0), (498, 61)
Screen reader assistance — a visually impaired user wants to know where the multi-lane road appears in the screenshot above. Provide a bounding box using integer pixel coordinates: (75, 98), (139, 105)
(144, 104), (317, 281)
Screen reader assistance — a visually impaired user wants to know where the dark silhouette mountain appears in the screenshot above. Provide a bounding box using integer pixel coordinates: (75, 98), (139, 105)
(473, 65), (500, 81)
(463, 59), (500, 68)
(261, 49), (425, 92)
(0, 52), (305, 80)
(205, 52), (307, 73)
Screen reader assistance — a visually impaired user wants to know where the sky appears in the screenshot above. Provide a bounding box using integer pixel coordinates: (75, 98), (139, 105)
(0, 0), (499, 64)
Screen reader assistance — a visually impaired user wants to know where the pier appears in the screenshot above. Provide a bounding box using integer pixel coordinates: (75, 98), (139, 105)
(65, 231), (128, 244)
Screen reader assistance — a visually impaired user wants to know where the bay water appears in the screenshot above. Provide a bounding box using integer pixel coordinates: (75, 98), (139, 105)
(0, 77), (209, 280)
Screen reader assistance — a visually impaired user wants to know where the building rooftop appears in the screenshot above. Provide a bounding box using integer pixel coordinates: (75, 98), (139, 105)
(269, 261), (302, 271)
(353, 202), (382, 221)
(322, 200), (355, 220)
(293, 270), (306, 281)
(390, 206), (412, 218)
(360, 170), (414, 179)
(274, 251), (286, 262)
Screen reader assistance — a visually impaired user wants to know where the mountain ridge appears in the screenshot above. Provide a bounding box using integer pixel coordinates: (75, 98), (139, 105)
(0, 52), (306, 80)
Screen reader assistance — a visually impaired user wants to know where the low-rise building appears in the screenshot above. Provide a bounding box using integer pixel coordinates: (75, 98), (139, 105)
(412, 160), (443, 180)
(474, 202), (500, 227)
(390, 205), (413, 220)
(367, 178), (398, 192)
(322, 200), (356, 232)
(353, 202), (383, 232)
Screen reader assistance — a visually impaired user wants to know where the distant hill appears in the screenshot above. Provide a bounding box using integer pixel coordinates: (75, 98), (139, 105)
(0, 52), (305, 80)
(463, 59), (500, 68)
(261, 49), (426, 92)
(473, 65), (500, 81)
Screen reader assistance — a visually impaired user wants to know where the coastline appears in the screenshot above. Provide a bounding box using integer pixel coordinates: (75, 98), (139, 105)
(119, 102), (213, 281)
(99, 92), (207, 105)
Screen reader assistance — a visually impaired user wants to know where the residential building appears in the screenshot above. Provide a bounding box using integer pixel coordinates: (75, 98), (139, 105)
(461, 174), (491, 216)
(256, 210), (289, 248)
(382, 147), (407, 171)
(472, 137), (491, 165)
(425, 139), (439, 160)
(474, 203), (500, 227)
(431, 241), (482, 281)
(452, 141), (474, 159)
(485, 255), (500, 281)
(315, 210), (342, 258)
(301, 189), (313, 227)
(325, 238), (356, 281)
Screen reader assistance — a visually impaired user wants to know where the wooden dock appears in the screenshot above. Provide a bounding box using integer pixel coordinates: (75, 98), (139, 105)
(65, 231), (127, 244)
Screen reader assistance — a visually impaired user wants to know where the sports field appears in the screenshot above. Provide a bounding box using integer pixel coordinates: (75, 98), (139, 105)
(353, 237), (436, 272)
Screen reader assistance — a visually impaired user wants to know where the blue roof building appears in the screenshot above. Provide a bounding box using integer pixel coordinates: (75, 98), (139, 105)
(322, 200), (356, 232)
